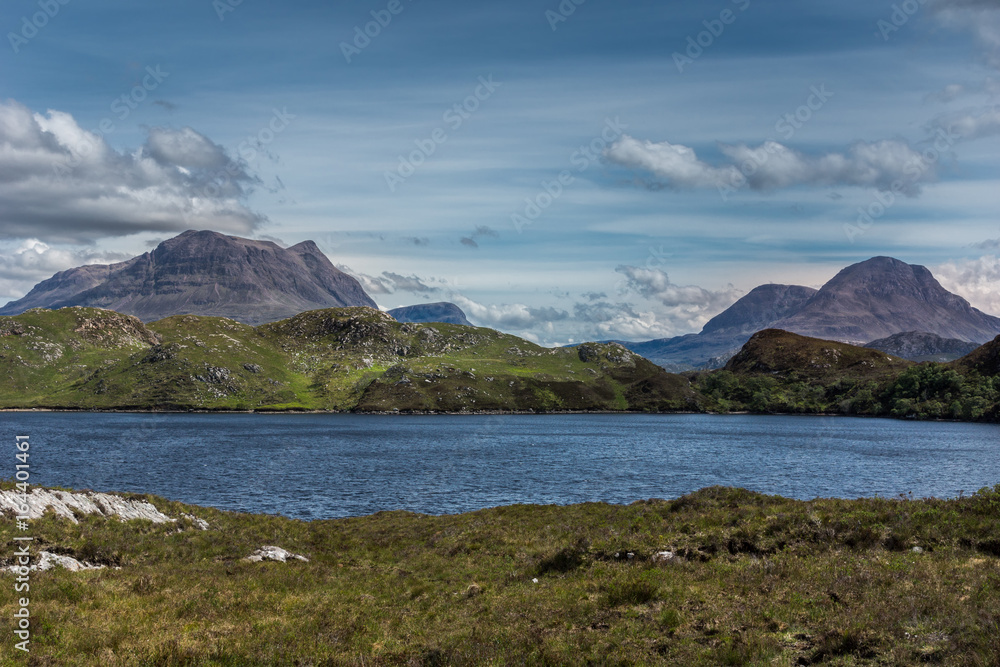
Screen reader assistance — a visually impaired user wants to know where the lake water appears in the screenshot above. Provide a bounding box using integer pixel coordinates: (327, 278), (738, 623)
(2, 413), (998, 519)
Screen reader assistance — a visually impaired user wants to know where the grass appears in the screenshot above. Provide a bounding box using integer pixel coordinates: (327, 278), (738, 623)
(2, 483), (999, 665)
(0, 308), (696, 413)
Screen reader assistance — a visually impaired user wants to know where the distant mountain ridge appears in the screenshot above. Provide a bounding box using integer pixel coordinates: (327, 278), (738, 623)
(618, 257), (1000, 370)
(388, 302), (472, 326)
(864, 331), (980, 363)
(0, 230), (377, 325)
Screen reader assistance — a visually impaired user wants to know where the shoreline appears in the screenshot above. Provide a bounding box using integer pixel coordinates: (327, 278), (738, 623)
(1, 407), (994, 423)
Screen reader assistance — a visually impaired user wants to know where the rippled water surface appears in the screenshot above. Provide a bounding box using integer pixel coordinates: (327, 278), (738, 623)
(4, 412), (998, 519)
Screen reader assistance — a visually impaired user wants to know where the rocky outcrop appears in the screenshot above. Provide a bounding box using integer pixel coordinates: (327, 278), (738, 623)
(864, 331), (979, 362)
(244, 546), (309, 563)
(5, 551), (107, 574)
(0, 488), (175, 524)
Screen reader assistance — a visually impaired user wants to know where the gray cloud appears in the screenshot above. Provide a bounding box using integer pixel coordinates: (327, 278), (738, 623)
(459, 225), (500, 249)
(0, 100), (264, 243)
(605, 136), (934, 196)
(337, 266), (441, 296)
(934, 255), (1000, 315)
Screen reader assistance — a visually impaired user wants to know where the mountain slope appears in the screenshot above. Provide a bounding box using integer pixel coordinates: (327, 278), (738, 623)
(864, 331), (980, 362)
(772, 257), (1000, 344)
(951, 335), (1000, 377)
(0, 231), (377, 325)
(388, 302), (473, 326)
(623, 285), (818, 370)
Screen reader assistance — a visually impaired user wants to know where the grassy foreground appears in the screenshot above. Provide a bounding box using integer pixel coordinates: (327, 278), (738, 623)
(2, 485), (1000, 666)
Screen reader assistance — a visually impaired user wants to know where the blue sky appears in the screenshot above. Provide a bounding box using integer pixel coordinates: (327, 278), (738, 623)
(1, 0), (999, 345)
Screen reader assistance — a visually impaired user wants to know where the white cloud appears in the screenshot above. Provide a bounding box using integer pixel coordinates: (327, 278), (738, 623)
(604, 136), (933, 195)
(0, 239), (131, 303)
(0, 100), (264, 242)
(934, 105), (1000, 140)
(934, 255), (1000, 316)
(451, 295), (568, 330)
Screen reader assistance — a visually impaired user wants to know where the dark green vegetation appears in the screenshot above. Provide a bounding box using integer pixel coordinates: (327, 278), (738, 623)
(0, 307), (696, 412)
(2, 484), (999, 665)
(2, 309), (999, 421)
(694, 330), (1000, 422)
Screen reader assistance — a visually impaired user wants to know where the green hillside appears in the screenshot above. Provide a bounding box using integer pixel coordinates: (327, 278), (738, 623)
(0, 307), (697, 412)
(696, 329), (1000, 420)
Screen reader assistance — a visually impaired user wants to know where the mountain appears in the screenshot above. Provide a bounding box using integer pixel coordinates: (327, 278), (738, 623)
(619, 257), (1000, 370)
(388, 302), (472, 326)
(700, 284), (818, 338)
(770, 257), (1000, 344)
(0, 306), (697, 413)
(0, 230), (377, 325)
(622, 284), (820, 370)
(864, 331), (979, 362)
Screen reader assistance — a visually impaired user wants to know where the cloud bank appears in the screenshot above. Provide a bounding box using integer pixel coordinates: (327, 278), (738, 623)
(0, 100), (263, 243)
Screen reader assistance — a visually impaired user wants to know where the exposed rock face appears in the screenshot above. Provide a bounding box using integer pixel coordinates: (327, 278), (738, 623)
(619, 258), (1000, 370)
(388, 302), (473, 326)
(864, 331), (980, 362)
(4, 552), (106, 574)
(0, 230), (377, 325)
(0, 488), (175, 524)
(244, 546), (309, 563)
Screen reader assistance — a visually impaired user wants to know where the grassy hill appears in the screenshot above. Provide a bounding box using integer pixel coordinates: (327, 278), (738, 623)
(2, 483), (998, 665)
(696, 329), (1000, 420)
(0, 307), (697, 413)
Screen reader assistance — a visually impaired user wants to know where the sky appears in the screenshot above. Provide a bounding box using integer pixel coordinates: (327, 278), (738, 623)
(1, 0), (999, 346)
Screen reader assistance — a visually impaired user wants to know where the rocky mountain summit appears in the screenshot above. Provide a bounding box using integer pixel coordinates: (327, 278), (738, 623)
(0, 230), (377, 325)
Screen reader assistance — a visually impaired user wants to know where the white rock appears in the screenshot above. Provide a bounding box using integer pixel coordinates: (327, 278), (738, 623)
(652, 551), (675, 562)
(912, 546), (924, 554)
(181, 513), (210, 530)
(5, 551), (105, 574)
(244, 546), (308, 563)
(0, 488), (174, 525)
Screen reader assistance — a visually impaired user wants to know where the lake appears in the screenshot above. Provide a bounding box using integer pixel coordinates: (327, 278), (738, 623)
(3, 412), (998, 519)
